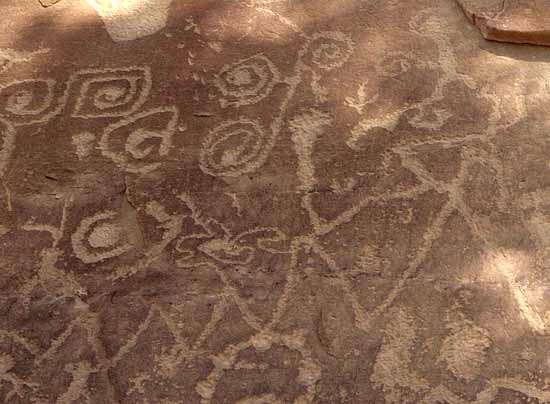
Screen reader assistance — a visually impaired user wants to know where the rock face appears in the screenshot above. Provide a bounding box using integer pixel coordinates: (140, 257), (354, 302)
(3, 0), (550, 403)
(86, 0), (174, 42)
(457, 0), (550, 46)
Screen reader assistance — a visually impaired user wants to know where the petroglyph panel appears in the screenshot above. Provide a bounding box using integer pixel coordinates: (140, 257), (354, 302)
(2, 0), (550, 403)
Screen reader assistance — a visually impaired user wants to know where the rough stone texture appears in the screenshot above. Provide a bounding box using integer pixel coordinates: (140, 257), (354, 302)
(2, 0), (550, 403)
(457, 0), (550, 46)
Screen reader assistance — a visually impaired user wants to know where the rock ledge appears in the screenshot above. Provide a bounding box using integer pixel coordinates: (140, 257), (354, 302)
(457, 0), (550, 46)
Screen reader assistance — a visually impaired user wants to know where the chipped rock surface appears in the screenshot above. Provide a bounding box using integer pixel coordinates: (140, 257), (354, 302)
(2, 0), (550, 403)
(457, 0), (550, 45)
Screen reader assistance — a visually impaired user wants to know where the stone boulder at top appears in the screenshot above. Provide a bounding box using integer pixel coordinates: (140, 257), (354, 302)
(457, 0), (550, 46)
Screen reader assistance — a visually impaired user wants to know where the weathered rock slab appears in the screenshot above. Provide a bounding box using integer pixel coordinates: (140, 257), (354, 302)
(3, 0), (550, 403)
(457, 0), (550, 46)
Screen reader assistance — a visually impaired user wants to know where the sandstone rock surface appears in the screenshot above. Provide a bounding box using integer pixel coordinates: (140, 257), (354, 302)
(2, 0), (550, 403)
(457, 0), (550, 45)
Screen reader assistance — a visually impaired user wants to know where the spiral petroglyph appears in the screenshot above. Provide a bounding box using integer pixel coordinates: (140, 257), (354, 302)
(71, 66), (152, 118)
(199, 118), (273, 177)
(302, 31), (354, 71)
(0, 79), (58, 125)
(71, 210), (134, 264)
(215, 54), (281, 108)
